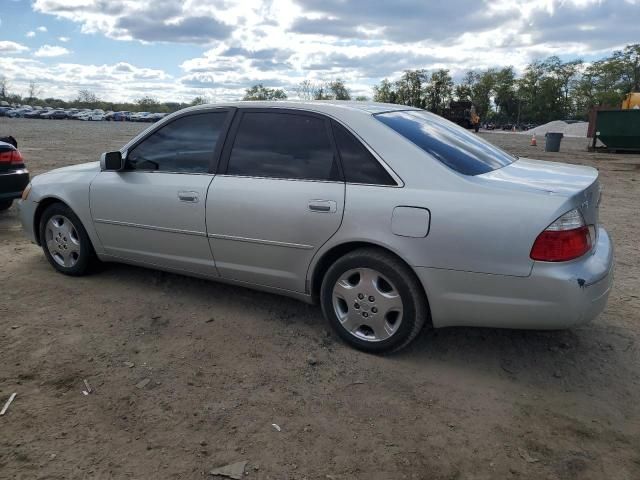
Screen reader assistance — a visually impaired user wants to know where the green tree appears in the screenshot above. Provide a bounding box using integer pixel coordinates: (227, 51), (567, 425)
(76, 89), (99, 104)
(243, 84), (287, 101)
(313, 84), (332, 100)
(492, 67), (518, 122)
(327, 79), (351, 100)
(395, 69), (428, 108)
(424, 69), (453, 114)
(454, 83), (472, 102)
(470, 70), (495, 120)
(26, 80), (40, 101)
(296, 80), (317, 100)
(0, 75), (9, 99)
(373, 78), (397, 103)
(190, 96), (209, 105)
(574, 43), (640, 115)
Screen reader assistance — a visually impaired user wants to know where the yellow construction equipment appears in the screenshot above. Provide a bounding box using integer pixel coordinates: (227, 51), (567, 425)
(621, 92), (640, 109)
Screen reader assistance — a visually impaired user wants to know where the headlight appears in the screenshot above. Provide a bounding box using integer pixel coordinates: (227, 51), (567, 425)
(21, 183), (32, 201)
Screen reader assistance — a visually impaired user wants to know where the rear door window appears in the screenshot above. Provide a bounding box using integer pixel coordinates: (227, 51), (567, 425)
(332, 122), (395, 185)
(376, 110), (515, 175)
(226, 112), (339, 181)
(126, 112), (228, 173)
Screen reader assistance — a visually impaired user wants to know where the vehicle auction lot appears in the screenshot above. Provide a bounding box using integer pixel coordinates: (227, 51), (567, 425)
(1, 117), (639, 479)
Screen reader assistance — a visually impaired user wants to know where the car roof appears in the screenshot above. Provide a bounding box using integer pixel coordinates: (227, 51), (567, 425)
(185, 100), (420, 116)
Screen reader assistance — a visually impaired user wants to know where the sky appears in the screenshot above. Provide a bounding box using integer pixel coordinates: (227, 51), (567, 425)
(0, 0), (638, 103)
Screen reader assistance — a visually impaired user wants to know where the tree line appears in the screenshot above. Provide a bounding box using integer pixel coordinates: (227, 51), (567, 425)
(244, 43), (639, 125)
(241, 79), (367, 102)
(0, 79), (199, 114)
(2, 43), (637, 123)
(371, 43), (639, 124)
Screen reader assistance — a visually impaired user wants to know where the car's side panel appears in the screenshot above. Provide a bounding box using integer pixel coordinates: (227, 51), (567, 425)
(306, 178), (574, 289)
(90, 171), (217, 276)
(206, 176), (345, 292)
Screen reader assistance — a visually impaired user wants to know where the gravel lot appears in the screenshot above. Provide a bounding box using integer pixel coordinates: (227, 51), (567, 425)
(1, 117), (639, 480)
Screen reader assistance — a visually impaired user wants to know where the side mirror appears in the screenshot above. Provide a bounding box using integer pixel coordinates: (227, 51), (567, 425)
(101, 151), (124, 171)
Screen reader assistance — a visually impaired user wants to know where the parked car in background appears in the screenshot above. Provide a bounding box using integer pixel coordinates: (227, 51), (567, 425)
(130, 112), (152, 122)
(17, 101), (614, 353)
(6, 108), (32, 118)
(40, 109), (68, 120)
(147, 112), (167, 122)
(105, 111), (132, 121)
(69, 110), (90, 120)
(76, 110), (105, 121)
(0, 137), (29, 211)
(24, 109), (45, 119)
(53, 110), (69, 119)
(0, 106), (13, 117)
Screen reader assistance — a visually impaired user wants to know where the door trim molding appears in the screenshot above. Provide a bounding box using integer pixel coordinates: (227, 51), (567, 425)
(94, 218), (207, 237)
(207, 233), (314, 250)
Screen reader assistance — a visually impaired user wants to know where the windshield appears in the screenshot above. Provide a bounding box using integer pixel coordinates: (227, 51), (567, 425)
(375, 110), (516, 175)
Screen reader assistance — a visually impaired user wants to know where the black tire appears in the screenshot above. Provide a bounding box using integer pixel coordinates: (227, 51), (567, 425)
(474, 124), (480, 133)
(320, 248), (429, 354)
(0, 199), (13, 211)
(39, 203), (96, 276)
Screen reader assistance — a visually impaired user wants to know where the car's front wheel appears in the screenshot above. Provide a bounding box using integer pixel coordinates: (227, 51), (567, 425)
(39, 203), (96, 276)
(320, 248), (428, 354)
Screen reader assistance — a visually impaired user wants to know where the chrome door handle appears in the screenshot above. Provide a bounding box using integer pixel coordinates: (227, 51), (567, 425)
(308, 200), (337, 213)
(178, 191), (199, 203)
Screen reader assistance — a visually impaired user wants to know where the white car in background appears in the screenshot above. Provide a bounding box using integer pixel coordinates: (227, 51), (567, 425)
(77, 111), (105, 121)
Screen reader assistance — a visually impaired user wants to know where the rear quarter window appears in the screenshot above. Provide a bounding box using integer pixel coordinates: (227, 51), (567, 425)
(376, 110), (515, 175)
(332, 121), (395, 185)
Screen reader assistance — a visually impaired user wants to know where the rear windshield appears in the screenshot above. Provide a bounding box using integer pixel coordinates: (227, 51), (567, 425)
(375, 110), (515, 175)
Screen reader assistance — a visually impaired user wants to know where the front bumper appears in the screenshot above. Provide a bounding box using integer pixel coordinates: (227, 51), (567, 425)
(0, 169), (29, 200)
(17, 198), (38, 244)
(416, 227), (614, 329)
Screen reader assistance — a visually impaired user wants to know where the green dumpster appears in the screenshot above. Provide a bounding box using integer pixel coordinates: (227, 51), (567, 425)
(596, 109), (640, 151)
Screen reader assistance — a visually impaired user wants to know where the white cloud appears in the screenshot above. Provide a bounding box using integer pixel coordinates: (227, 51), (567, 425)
(0, 56), (175, 102)
(58, 36), (70, 42)
(26, 31), (36, 38)
(0, 41), (29, 54)
(8, 0), (638, 102)
(36, 25), (47, 32)
(34, 44), (70, 57)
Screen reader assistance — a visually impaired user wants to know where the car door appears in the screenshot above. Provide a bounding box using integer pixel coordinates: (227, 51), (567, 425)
(206, 109), (345, 293)
(90, 109), (233, 276)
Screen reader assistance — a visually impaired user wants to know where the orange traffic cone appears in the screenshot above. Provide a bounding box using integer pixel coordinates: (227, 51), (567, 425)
(530, 133), (537, 146)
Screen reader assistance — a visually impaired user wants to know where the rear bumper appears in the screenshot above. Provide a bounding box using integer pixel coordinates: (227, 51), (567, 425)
(416, 227), (614, 329)
(0, 169), (29, 200)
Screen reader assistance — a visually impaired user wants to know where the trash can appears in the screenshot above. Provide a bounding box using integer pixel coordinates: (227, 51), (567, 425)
(545, 132), (563, 152)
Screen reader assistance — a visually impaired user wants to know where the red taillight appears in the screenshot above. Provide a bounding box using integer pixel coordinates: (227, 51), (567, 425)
(531, 209), (592, 262)
(0, 149), (23, 165)
(530, 226), (592, 261)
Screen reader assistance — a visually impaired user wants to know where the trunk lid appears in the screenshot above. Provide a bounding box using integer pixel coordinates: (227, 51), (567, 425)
(477, 157), (601, 226)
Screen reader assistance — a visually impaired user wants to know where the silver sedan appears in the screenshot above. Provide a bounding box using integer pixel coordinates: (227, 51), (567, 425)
(17, 101), (614, 353)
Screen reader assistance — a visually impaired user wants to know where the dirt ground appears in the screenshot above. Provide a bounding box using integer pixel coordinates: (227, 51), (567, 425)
(1, 117), (639, 480)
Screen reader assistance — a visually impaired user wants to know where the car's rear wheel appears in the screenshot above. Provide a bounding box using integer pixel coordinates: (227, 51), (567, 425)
(39, 203), (96, 276)
(0, 199), (13, 211)
(320, 248), (428, 353)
